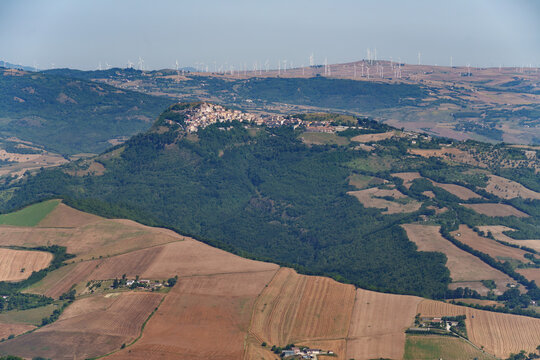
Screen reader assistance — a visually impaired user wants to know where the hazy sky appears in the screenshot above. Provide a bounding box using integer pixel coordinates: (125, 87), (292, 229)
(1, 0), (539, 70)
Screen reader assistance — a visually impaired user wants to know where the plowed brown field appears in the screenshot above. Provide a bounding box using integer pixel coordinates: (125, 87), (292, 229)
(0, 292), (163, 360)
(0, 248), (52, 281)
(106, 270), (276, 360)
(417, 300), (540, 359)
(452, 225), (530, 263)
(462, 203), (528, 217)
(346, 289), (422, 360)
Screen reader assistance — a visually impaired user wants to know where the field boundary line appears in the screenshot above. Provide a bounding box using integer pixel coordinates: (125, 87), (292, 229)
(87, 292), (167, 360)
(242, 267), (282, 360)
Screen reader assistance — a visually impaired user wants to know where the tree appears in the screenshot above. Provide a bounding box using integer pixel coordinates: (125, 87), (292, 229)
(167, 277), (177, 287)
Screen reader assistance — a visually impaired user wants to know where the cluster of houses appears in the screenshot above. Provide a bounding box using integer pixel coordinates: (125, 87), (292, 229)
(176, 102), (345, 134)
(410, 315), (464, 334)
(182, 103), (260, 132)
(281, 347), (334, 359)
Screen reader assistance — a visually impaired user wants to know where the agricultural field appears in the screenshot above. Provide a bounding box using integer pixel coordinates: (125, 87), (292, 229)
(429, 180), (482, 200)
(392, 171), (421, 188)
(348, 187), (422, 214)
(0, 248), (52, 281)
(0, 199), (60, 226)
(517, 268), (540, 285)
(249, 268), (355, 349)
(485, 174), (540, 200)
(346, 289), (422, 360)
(462, 203), (529, 217)
(0, 202), (186, 261)
(0, 145), (68, 178)
(37, 202), (102, 227)
(408, 147), (487, 168)
(0, 303), (63, 326)
(351, 131), (397, 143)
(0, 292), (163, 360)
(402, 224), (513, 295)
(0, 202), (538, 359)
(0, 323), (35, 341)
(404, 334), (495, 360)
(348, 173), (386, 189)
(106, 271), (276, 360)
(478, 225), (540, 252)
(300, 132), (349, 146)
(417, 299), (540, 358)
(451, 225), (530, 263)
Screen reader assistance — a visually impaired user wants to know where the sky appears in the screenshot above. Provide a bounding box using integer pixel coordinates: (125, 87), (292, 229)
(1, 0), (539, 70)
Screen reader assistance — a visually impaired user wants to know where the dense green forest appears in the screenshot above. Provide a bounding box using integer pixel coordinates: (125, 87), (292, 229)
(0, 69), (173, 154)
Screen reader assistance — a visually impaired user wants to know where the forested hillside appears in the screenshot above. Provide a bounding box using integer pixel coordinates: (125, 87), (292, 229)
(0, 68), (173, 154)
(0, 116), (451, 298)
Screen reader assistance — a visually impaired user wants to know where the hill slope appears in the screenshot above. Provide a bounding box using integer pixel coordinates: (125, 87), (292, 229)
(0, 202), (538, 359)
(0, 68), (174, 154)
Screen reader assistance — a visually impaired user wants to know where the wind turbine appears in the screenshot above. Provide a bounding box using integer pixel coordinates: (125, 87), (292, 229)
(309, 53), (314, 67)
(138, 57), (144, 71)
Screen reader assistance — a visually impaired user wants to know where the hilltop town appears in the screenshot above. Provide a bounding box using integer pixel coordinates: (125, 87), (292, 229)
(163, 102), (347, 134)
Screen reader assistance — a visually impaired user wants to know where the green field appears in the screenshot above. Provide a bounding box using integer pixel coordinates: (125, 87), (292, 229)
(404, 334), (495, 360)
(300, 132), (350, 146)
(0, 302), (63, 326)
(0, 199), (60, 227)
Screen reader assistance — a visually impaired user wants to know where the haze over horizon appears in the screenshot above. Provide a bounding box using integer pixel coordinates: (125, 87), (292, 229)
(1, 0), (539, 71)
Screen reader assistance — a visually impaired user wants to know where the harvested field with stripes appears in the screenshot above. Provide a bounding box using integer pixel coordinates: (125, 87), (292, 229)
(106, 270), (276, 360)
(249, 268), (356, 347)
(0, 248), (52, 281)
(346, 289), (422, 360)
(417, 299), (540, 359)
(0, 292), (163, 360)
